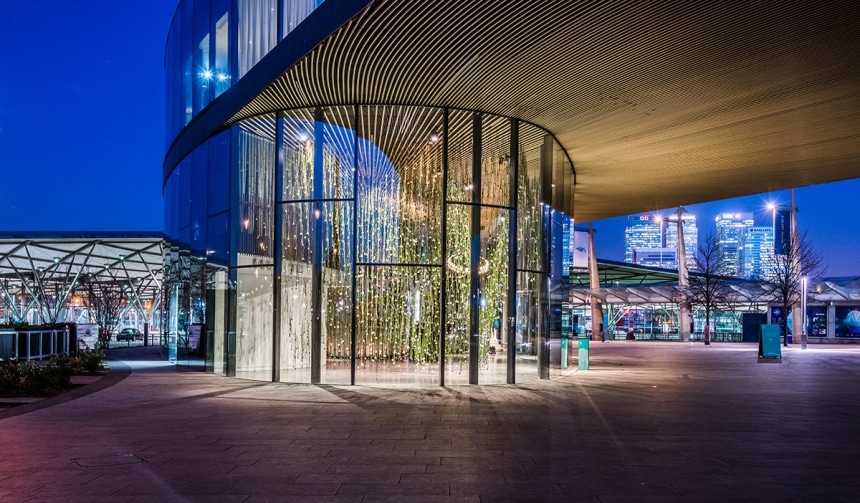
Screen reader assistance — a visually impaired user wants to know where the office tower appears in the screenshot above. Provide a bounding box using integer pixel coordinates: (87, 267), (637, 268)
(624, 214), (662, 264)
(665, 208), (698, 270)
(715, 212), (754, 276)
(742, 226), (774, 280)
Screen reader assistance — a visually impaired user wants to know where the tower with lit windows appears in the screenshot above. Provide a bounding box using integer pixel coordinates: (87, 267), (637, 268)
(624, 214), (661, 264)
(715, 212), (754, 276)
(665, 208), (697, 270)
(742, 225), (774, 280)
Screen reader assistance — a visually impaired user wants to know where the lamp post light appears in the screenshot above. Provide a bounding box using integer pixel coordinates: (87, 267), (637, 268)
(801, 276), (808, 350)
(767, 202), (776, 251)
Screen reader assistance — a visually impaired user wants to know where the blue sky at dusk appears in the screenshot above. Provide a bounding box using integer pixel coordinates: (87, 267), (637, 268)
(2, 2), (858, 277)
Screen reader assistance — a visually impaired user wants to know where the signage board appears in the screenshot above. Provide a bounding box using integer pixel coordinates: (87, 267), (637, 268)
(759, 324), (782, 359)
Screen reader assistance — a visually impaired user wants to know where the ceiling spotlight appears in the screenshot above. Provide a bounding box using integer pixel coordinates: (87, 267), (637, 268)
(428, 132), (440, 144)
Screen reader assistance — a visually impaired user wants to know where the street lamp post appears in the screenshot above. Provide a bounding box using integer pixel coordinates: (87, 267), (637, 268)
(801, 276), (808, 350)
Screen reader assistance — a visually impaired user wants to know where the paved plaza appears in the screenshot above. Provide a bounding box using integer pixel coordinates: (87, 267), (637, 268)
(2, 342), (859, 502)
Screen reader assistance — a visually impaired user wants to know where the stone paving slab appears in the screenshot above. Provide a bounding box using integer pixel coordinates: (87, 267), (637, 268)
(1, 343), (860, 501)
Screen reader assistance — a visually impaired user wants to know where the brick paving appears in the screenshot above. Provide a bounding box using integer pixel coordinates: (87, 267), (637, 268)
(1, 342), (859, 502)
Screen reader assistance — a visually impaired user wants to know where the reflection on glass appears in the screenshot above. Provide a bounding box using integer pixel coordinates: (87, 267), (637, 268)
(238, 0), (277, 77)
(236, 264), (274, 380)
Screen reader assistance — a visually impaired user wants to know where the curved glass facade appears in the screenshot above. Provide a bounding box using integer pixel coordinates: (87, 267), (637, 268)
(164, 2), (575, 385)
(165, 0), (325, 144)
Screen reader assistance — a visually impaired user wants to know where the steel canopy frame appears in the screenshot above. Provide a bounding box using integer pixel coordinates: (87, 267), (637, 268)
(0, 234), (163, 326)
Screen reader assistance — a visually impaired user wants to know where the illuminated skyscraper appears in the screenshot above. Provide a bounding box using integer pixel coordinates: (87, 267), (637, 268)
(665, 208), (698, 270)
(742, 226), (774, 280)
(715, 212), (754, 276)
(624, 214), (662, 264)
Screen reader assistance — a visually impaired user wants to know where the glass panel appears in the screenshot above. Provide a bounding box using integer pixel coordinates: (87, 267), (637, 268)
(281, 109), (316, 202)
(238, 0), (277, 77)
(444, 203), (470, 385)
(357, 106), (444, 265)
(477, 207), (510, 385)
(355, 266), (440, 385)
(446, 110), (473, 204)
(181, 0), (193, 125)
(518, 123), (546, 273)
(193, 0), (211, 112)
(276, 198), (355, 384)
(209, 268), (229, 374)
(279, 201), (313, 383)
(236, 118), (276, 261)
(282, 0), (319, 39)
(235, 264), (273, 380)
(178, 158), (192, 246)
(321, 107), (355, 201)
(214, 11), (230, 96)
(164, 168), (178, 242)
(208, 130), (230, 214)
(515, 270), (541, 383)
(191, 146), (208, 255)
(481, 115), (511, 208)
(320, 200), (353, 384)
(207, 213), (229, 265)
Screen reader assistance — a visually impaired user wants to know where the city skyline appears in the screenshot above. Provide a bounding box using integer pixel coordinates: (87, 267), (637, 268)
(1, 2), (858, 278)
(595, 185), (859, 277)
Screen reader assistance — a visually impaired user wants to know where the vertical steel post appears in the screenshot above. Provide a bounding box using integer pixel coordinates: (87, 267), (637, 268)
(310, 107), (324, 384)
(469, 112), (482, 385)
(439, 109), (449, 387)
(506, 119), (519, 383)
(272, 114), (285, 382)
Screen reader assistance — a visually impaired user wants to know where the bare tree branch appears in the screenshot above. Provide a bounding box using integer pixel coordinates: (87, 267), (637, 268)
(687, 233), (734, 345)
(761, 229), (823, 345)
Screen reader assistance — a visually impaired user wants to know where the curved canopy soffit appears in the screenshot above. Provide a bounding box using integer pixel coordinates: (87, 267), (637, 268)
(221, 0), (860, 221)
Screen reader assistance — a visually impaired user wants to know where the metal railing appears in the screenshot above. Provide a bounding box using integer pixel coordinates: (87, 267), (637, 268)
(0, 328), (70, 360)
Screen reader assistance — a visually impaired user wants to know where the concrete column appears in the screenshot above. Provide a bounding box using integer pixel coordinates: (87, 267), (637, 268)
(676, 207), (691, 342)
(588, 223), (604, 342)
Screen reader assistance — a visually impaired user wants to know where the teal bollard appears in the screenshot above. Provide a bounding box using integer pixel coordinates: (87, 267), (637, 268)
(578, 336), (589, 370)
(560, 337), (568, 370)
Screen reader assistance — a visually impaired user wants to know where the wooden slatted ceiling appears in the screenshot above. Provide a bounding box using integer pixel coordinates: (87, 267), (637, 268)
(225, 0), (860, 222)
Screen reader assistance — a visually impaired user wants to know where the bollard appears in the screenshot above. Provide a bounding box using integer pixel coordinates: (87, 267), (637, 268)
(578, 335), (589, 370)
(560, 337), (568, 370)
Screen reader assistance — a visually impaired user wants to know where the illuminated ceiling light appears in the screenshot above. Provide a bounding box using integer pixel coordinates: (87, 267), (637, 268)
(119, 254), (126, 261)
(298, 132), (309, 142)
(428, 131), (440, 144)
(243, 219), (250, 229)
(217, 73), (229, 81)
(201, 69), (213, 80)
(53, 257), (60, 263)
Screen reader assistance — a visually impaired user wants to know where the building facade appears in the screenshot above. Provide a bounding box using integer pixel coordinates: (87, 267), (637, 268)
(741, 226), (774, 280)
(665, 208), (698, 270)
(162, 0), (574, 385)
(624, 214), (662, 265)
(715, 212), (754, 277)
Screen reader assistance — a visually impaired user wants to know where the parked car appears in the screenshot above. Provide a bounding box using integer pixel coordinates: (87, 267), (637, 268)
(116, 328), (143, 341)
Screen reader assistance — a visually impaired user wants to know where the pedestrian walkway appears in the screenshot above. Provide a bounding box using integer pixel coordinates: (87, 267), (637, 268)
(2, 342), (859, 501)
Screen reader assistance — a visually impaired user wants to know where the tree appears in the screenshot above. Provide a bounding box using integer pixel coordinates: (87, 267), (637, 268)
(761, 230), (823, 346)
(687, 233), (733, 345)
(81, 280), (127, 348)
